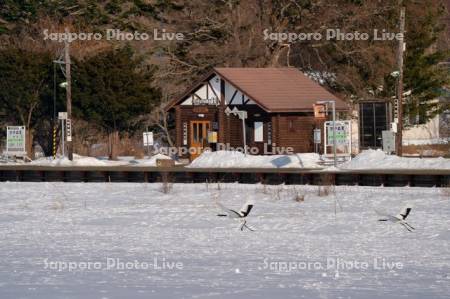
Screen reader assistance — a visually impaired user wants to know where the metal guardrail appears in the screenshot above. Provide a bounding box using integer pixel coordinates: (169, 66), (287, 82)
(0, 165), (449, 187)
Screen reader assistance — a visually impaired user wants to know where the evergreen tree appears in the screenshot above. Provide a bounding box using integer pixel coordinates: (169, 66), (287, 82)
(384, 1), (450, 126)
(0, 48), (55, 157)
(72, 45), (161, 159)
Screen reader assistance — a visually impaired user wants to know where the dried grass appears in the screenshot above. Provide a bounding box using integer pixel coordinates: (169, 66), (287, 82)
(317, 174), (335, 197)
(160, 172), (173, 194)
(441, 186), (450, 199)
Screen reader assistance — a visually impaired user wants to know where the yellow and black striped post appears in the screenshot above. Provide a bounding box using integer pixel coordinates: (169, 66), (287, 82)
(53, 125), (57, 159)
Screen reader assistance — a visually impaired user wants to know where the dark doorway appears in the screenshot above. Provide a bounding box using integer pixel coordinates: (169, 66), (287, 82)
(359, 102), (389, 149)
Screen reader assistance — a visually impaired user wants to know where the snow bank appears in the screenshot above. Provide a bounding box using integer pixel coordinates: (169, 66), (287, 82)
(403, 138), (449, 146)
(131, 153), (175, 166)
(340, 149), (450, 170)
(30, 154), (128, 167)
(12, 153), (176, 167)
(188, 150), (322, 168)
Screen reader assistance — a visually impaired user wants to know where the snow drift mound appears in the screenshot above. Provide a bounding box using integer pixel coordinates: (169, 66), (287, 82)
(340, 149), (450, 170)
(188, 150), (322, 168)
(28, 153), (175, 167)
(132, 153), (175, 166)
(30, 154), (129, 166)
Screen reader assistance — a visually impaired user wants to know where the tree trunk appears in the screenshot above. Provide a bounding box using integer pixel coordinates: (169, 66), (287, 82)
(35, 121), (59, 157)
(26, 127), (34, 160)
(108, 130), (119, 160)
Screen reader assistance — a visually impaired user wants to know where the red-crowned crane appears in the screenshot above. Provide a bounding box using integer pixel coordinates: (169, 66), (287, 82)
(216, 200), (254, 231)
(377, 206), (415, 232)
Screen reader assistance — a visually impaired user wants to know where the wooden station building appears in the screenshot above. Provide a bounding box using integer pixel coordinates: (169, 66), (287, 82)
(165, 68), (348, 160)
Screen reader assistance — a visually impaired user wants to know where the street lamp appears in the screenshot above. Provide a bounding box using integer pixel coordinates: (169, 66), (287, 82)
(317, 100), (337, 167)
(225, 107), (248, 156)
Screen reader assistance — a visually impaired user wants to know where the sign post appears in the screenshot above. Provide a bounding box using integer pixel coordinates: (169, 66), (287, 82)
(317, 100), (337, 166)
(143, 131), (154, 158)
(54, 34), (73, 160)
(6, 126), (26, 158)
(313, 128), (321, 154)
(225, 107), (248, 156)
(66, 119), (72, 142)
(58, 112), (68, 158)
(324, 120), (352, 160)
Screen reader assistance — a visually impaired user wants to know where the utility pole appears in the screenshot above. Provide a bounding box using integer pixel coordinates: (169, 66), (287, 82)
(331, 101), (337, 167)
(395, 5), (406, 156)
(317, 100), (337, 167)
(53, 62), (57, 159)
(64, 28), (73, 160)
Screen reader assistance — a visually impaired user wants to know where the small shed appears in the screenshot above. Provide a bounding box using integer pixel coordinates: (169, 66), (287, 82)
(165, 67), (348, 160)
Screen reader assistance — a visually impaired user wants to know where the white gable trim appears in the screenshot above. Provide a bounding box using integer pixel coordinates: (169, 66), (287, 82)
(180, 74), (257, 107)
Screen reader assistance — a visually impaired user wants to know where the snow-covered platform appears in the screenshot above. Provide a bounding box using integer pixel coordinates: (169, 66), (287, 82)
(2, 150), (450, 171)
(1, 150), (449, 186)
(0, 182), (449, 298)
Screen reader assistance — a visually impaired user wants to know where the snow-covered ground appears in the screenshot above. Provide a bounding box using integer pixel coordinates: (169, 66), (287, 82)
(126, 153), (176, 167)
(29, 154), (129, 167)
(187, 149), (450, 170)
(188, 150), (322, 168)
(5, 153), (176, 167)
(0, 182), (449, 298)
(340, 149), (450, 170)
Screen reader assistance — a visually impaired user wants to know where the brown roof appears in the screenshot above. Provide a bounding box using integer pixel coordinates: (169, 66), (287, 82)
(166, 67), (347, 112)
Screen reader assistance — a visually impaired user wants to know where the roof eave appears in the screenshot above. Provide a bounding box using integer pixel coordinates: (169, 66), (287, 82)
(268, 107), (349, 113)
(213, 68), (272, 112)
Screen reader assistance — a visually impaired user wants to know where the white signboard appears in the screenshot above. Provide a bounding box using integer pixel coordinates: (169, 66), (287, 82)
(143, 132), (154, 146)
(391, 122), (398, 133)
(192, 97), (219, 106)
(66, 119), (72, 142)
(382, 130), (396, 154)
(183, 122), (188, 145)
(254, 122), (263, 142)
(326, 123), (349, 145)
(324, 121), (352, 157)
(313, 128), (321, 144)
(58, 112), (68, 120)
(6, 126), (26, 156)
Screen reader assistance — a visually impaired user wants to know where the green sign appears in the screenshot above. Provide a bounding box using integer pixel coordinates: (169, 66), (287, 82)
(327, 124), (348, 145)
(6, 126), (26, 155)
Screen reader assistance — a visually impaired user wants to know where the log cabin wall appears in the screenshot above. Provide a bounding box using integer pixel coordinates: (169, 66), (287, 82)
(176, 106), (328, 157)
(283, 113), (312, 152)
(167, 68), (347, 159)
(225, 105), (271, 154)
(273, 113), (326, 153)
